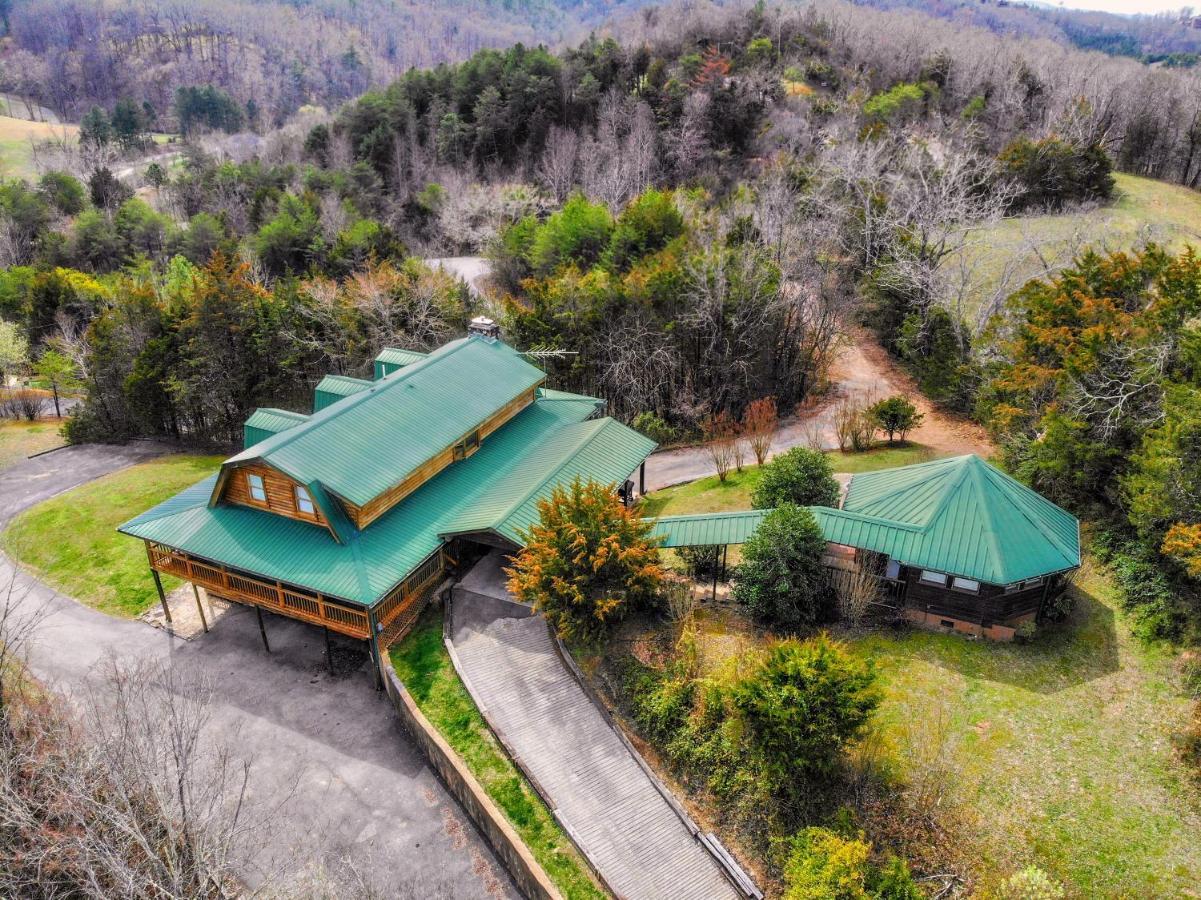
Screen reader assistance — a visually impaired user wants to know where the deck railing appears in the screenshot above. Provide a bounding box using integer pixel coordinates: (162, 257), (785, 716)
(375, 549), (447, 646)
(146, 542), (372, 639)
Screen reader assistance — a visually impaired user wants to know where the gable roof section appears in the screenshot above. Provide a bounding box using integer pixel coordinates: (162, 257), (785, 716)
(441, 416), (655, 544)
(243, 408), (309, 449)
(833, 454), (1079, 584)
(222, 337), (546, 507)
(313, 374), (372, 412)
(374, 347), (427, 379)
(647, 510), (770, 548)
(119, 394), (652, 605)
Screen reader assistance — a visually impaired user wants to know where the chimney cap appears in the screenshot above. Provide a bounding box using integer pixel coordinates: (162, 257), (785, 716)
(468, 316), (500, 342)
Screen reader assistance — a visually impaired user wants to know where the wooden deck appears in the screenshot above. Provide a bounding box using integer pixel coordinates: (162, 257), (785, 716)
(146, 542), (446, 642)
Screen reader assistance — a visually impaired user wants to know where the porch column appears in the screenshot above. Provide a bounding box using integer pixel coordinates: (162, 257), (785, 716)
(151, 569), (172, 626)
(192, 583), (209, 634)
(639, 461), (646, 496)
(255, 606), (271, 653)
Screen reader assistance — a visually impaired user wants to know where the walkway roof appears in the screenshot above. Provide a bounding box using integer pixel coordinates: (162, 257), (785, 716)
(647, 510), (770, 548)
(120, 392), (653, 605)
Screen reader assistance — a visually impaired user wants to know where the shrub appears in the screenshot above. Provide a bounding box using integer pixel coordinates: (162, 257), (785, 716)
(1013, 619), (1037, 644)
(677, 545), (721, 580)
(507, 477), (665, 643)
(783, 827), (920, 900)
(734, 504), (833, 628)
(529, 194), (613, 276)
(751, 447), (839, 510)
(743, 396), (778, 465)
(834, 396), (877, 453)
(732, 636), (880, 791)
(867, 396), (923, 444)
(604, 189), (684, 272)
(631, 411), (679, 446)
(992, 866), (1066, 900)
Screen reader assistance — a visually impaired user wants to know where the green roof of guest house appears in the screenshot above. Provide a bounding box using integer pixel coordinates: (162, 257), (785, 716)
(119, 337), (655, 606)
(648, 455), (1080, 586)
(313, 374), (372, 412)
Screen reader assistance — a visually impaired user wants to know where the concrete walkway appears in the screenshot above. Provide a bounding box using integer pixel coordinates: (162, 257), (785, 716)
(1, 445), (515, 898)
(450, 553), (744, 900)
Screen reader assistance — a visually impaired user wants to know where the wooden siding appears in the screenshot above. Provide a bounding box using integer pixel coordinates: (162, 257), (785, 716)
(223, 462), (329, 529)
(345, 386), (538, 529)
(146, 541), (370, 639)
(901, 569), (1053, 626)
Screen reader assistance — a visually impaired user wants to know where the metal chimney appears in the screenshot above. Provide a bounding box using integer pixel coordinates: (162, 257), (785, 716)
(468, 316), (501, 342)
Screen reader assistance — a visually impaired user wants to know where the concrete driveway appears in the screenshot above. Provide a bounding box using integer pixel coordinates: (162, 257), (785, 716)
(0, 444), (515, 898)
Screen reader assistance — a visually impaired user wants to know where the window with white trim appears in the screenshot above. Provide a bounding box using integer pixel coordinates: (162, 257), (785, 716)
(1022, 576), (1045, 590)
(295, 485), (315, 516)
(951, 576), (980, 593)
(919, 570), (947, 586)
(247, 473), (267, 503)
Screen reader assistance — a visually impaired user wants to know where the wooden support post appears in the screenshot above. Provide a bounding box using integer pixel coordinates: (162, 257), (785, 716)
(368, 608), (383, 691)
(639, 461), (646, 496)
(711, 558), (719, 603)
(324, 626), (334, 675)
(152, 568), (172, 625)
(256, 606), (270, 653)
(192, 583), (209, 634)
(721, 545), (728, 582)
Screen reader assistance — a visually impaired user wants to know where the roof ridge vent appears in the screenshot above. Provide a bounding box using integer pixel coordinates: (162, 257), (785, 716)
(468, 316), (500, 342)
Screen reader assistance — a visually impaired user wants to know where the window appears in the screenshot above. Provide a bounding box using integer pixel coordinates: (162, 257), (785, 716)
(295, 485), (315, 516)
(919, 570), (947, 586)
(453, 429), (481, 461)
(951, 576), (980, 593)
(247, 473), (267, 503)
(1022, 576), (1044, 590)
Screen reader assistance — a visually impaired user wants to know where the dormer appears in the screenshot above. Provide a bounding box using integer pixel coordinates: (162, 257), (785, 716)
(373, 347), (427, 380)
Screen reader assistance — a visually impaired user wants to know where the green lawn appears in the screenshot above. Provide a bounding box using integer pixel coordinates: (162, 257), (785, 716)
(391, 611), (604, 900)
(640, 442), (941, 518)
(840, 563), (1201, 896)
(0, 418), (66, 471)
(1, 453), (224, 617)
(955, 172), (1201, 323)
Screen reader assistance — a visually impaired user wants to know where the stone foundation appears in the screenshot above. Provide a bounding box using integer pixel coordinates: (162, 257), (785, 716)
(903, 608), (1036, 642)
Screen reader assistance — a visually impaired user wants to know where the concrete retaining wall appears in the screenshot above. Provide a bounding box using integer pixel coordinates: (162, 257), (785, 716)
(380, 663), (564, 900)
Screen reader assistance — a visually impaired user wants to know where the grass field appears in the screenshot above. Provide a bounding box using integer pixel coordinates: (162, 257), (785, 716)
(391, 612), (604, 900)
(639, 442), (940, 519)
(0, 115), (78, 179)
(0, 418), (65, 471)
(1, 453), (224, 617)
(956, 172), (1201, 324)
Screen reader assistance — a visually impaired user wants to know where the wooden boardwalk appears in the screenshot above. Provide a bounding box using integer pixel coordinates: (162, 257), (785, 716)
(450, 587), (743, 900)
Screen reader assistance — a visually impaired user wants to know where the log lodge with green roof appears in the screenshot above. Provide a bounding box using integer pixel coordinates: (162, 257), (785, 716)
(119, 319), (656, 668)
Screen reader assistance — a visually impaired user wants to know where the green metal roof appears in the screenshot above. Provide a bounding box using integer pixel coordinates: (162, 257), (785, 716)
(313, 374), (372, 412)
(374, 347), (427, 379)
(646, 510), (771, 548)
(644, 456), (1079, 586)
(836, 454), (1079, 584)
(243, 408), (309, 449)
(224, 337), (546, 508)
(119, 394), (651, 605)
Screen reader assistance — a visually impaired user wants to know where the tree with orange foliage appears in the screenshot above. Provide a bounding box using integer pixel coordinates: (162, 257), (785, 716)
(743, 397), (778, 465)
(507, 477), (665, 643)
(703, 410), (738, 482)
(692, 45), (731, 89)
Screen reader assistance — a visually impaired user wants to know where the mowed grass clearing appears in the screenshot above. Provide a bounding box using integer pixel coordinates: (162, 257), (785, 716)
(955, 172), (1201, 324)
(842, 562), (1201, 896)
(0, 418), (65, 471)
(2, 453), (224, 617)
(391, 611), (605, 900)
(0, 115), (78, 179)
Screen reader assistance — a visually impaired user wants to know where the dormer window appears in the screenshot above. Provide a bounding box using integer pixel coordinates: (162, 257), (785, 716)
(247, 473), (267, 503)
(295, 485), (315, 516)
(454, 429), (481, 461)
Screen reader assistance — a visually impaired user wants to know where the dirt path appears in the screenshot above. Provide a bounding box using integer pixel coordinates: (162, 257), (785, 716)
(643, 327), (994, 491)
